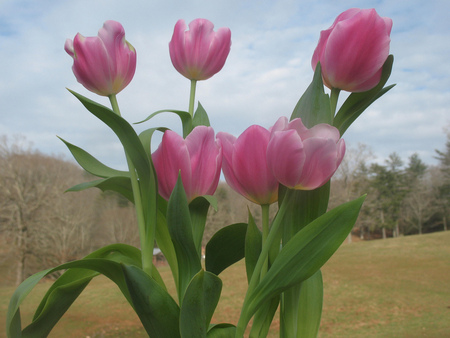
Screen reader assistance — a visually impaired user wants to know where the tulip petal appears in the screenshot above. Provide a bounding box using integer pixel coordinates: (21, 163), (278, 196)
(216, 132), (248, 198)
(232, 126), (278, 204)
(66, 21), (136, 96)
(186, 126), (222, 198)
(267, 130), (306, 189)
(312, 8), (392, 92)
(301, 123), (340, 142)
(152, 130), (192, 200)
(169, 18), (231, 80)
(296, 138), (344, 190)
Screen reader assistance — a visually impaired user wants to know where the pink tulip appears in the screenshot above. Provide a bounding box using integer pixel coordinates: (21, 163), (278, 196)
(217, 126), (278, 205)
(267, 117), (345, 190)
(152, 126), (222, 202)
(169, 18), (231, 81)
(65, 21), (137, 96)
(312, 8), (392, 92)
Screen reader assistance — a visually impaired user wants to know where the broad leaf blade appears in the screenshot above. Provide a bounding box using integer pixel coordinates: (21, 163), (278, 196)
(207, 323), (236, 337)
(66, 176), (134, 203)
(7, 244), (143, 338)
(334, 55), (395, 136)
(58, 137), (129, 178)
(192, 102), (211, 127)
(245, 211), (262, 284)
(122, 264), (181, 338)
(244, 195), (365, 321)
(291, 63), (332, 126)
(297, 270), (323, 337)
(189, 195), (217, 256)
(205, 223), (247, 276)
(167, 175), (201, 301)
(180, 270), (222, 338)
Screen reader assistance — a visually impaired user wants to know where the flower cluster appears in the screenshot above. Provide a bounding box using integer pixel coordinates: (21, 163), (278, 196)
(7, 9), (394, 338)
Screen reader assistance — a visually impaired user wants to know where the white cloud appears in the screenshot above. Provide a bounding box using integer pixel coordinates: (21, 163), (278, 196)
(0, 0), (449, 171)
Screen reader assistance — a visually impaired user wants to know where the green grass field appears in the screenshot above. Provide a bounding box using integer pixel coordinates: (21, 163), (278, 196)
(1, 231), (449, 337)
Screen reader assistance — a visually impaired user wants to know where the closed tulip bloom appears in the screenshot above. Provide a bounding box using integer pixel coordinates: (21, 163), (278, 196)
(152, 126), (222, 202)
(312, 8), (392, 92)
(169, 18), (231, 81)
(267, 117), (345, 190)
(217, 126), (278, 205)
(65, 20), (137, 96)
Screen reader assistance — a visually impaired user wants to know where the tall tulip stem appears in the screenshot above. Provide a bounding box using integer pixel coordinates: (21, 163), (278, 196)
(236, 190), (294, 336)
(189, 79), (197, 118)
(261, 204), (270, 279)
(108, 94), (153, 277)
(330, 87), (341, 118)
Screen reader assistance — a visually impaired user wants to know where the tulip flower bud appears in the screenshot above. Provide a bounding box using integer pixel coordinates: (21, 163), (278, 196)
(217, 126), (278, 205)
(312, 8), (392, 92)
(267, 117), (345, 190)
(152, 126), (222, 202)
(169, 18), (231, 81)
(65, 20), (137, 96)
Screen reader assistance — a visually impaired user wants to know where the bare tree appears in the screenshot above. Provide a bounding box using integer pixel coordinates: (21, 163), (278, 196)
(0, 135), (97, 284)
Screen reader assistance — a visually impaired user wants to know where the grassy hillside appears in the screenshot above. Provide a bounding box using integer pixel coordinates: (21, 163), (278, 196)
(1, 231), (449, 337)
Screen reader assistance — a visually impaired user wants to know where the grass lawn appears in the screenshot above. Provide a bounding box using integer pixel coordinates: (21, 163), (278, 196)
(1, 231), (449, 337)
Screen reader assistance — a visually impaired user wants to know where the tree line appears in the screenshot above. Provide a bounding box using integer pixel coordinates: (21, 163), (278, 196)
(1, 133), (449, 285)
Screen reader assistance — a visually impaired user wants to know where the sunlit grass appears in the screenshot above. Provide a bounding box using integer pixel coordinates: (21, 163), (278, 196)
(1, 231), (449, 337)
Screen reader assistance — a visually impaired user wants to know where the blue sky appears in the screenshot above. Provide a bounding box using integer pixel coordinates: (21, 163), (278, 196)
(0, 0), (449, 170)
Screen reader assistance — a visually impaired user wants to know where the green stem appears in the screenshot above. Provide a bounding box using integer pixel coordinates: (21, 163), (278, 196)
(183, 79), (197, 138)
(330, 87), (341, 119)
(189, 79), (197, 118)
(236, 191), (294, 337)
(108, 95), (153, 277)
(260, 204), (270, 279)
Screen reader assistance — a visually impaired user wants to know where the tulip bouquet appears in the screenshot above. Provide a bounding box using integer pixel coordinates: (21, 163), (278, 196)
(7, 8), (394, 338)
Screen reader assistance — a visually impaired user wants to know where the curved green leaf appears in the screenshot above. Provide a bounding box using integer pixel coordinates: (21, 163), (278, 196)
(192, 102), (211, 127)
(135, 108), (192, 138)
(7, 244), (142, 338)
(242, 195), (365, 326)
(122, 264), (181, 338)
(189, 195), (217, 256)
(139, 127), (168, 160)
(69, 90), (158, 248)
(66, 176), (134, 203)
(205, 223), (247, 276)
(334, 55), (395, 136)
(58, 137), (129, 178)
(180, 270), (222, 338)
(245, 211), (262, 284)
(297, 270), (323, 337)
(291, 62), (332, 127)
(207, 323), (236, 337)
(167, 175), (201, 302)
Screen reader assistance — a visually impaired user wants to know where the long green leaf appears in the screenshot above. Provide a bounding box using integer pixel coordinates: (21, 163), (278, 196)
(167, 175), (201, 302)
(291, 62), (332, 127)
(205, 223), (248, 276)
(190, 195), (217, 256)
(297, 270), (323, 337)
(207, 323), (236, 337)
(245, 211), (262, 284)
(243, 195), (365, 324)
(69, 90), (158, 251)
(66, 176), (134, 203)
(334, 55), (395, 136)
(192, 102), (211, 127)
(7, 244), (142, 338)
(58, 137), (129, 178)
(180, 270), (222, 338)
(122, 264), (181, 338)
(138, 127), (168, 160)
